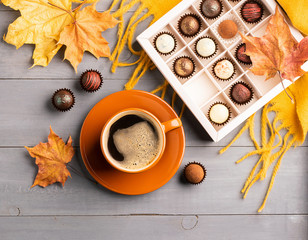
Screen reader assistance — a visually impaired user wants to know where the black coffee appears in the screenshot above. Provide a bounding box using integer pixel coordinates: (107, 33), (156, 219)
(107, 114), (160, 170)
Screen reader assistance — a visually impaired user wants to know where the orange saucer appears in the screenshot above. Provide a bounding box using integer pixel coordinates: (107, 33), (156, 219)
(80, 90), (185, 195)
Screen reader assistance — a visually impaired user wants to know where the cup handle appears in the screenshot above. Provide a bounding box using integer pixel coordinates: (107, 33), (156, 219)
(161, 118), (182, 133)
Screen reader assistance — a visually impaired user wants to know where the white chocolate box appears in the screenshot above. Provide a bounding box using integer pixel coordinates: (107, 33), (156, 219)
(137, 0), (306, 142)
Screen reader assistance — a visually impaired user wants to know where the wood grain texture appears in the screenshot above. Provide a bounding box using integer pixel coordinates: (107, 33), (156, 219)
(0, 79), (306, 147)
(1, 215), (307, 240)
(0, 0), (307, 238)
(1, 147), (307, 216)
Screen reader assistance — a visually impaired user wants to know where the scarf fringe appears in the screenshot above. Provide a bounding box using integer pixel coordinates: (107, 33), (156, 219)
(109, 0), (157, 90)
(220, 103), (297, 212)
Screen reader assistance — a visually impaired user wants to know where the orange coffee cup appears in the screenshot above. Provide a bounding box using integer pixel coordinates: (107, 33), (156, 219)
(100, 108), (182, 173)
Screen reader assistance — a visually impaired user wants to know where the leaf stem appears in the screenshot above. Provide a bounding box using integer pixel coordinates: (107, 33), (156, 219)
(278, 71), (294, 104)
(72, 0), (88, 12)
(47, 2), (75, 22)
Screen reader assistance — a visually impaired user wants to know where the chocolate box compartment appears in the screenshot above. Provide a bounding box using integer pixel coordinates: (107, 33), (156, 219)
(227, 0), (241, 7)
(193, 0), (232, 25)
(208, 51), (244, 89)
(234, 0), (271, 29)
(170, 6), (208, 44)
(201, 92), (239, 131)
(211, 10), (248, 48)
(249, 15), (271, 37)
(246, 71), (281, 96)
(189, 28), (226, 66)
(224, 74), (261, 112)
(184, 71), (221, 107)
(230, 38), (253, 70)
(149, 25), (186, 62)
(167, 48), (203, 84)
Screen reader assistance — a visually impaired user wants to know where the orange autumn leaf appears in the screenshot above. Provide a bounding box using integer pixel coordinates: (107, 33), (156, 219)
(58, 3), (119, 72)
(25, 127), (74, 188)
(240, 6), (308, 81)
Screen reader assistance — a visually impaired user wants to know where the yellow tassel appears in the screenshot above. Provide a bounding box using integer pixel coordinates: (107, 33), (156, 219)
(112, 4), (146, 71)
(160, 83), (167, 99)
(125, 54), (151, 90)
(219, 114), (254, 154)
(151, 80), (168, 94)
(127, 12), (152, 56)
(110, 0), (127, 64)
(258, 136), (295, 212)
(171, 91), (177, 108)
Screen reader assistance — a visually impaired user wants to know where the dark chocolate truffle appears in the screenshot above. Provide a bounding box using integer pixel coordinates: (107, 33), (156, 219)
(184, 162), (206, 184)
(173, 56), (195, 78)
(80, 70), (103, 92)
(200, 0), (222, 19)
(241, 1), (263, 23)
(52, 89), (75, 111)
(230, 82), (253, 105)
(235, 43), (252, 64)
(178, 14), (201, 37)
(218, 20), (238, 39)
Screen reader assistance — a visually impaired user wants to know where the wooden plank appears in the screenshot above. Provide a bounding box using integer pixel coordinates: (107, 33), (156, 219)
(1, 146), (307, 216)
(0, 215), (307, 240)
(0, 0), (136, 12)
(0, 10), (154, 80)
(1, 79), (306, 147)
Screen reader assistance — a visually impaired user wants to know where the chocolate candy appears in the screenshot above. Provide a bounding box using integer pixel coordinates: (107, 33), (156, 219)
(154, 32), (176, 55)
(213, 59), (235, 80)
(230, 82), (253, 105)
(195, 37), (217, 58)
(80, 70), (103, 92)
(236, 43), (252, 64)
(173, 56), (195, 78)
(184, 162), (206, 184)
(241, 1), (263, 23)
(52, 89), (75, 111)
(218, 20), (238, 39)
(208, 102), (231, 125)
(178, 14), (201, 37)
(200, 0), (222, 19)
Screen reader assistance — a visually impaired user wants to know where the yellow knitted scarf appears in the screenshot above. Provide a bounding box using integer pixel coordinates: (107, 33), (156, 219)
(109, 0), (308, 212)
(109, 0), (181, 91)
(220, 0), (308, 212)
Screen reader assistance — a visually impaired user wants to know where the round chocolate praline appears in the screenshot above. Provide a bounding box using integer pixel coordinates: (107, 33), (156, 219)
(195, 37), (217, 58)
(80, 70), (103, 92)
(52, 89), (75, 111)
(200, 0), (222, 19)
(184, 162), (206, 185)
(213, 59), (235, 80)
(230, 82), (253, 105)
(236, 43), (252, 64)
(218, 20), (238, 39)
(154, 32), (176, 55)
(173, 56), (195, 78)
(241, 0), (263, 23)
(208, 102), (231, 125)
(178, 14), (201, 37)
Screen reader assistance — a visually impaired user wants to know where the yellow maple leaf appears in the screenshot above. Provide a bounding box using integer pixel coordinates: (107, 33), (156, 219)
(58, 3), (119, 72)
(32, 38), (63, 67)
(3, 0), (75, 67)
(3, 0), (74, 47)
(25, 126), (75, 188)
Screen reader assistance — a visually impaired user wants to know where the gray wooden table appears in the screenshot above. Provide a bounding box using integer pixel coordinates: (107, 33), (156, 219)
(0, 2), (307, 240)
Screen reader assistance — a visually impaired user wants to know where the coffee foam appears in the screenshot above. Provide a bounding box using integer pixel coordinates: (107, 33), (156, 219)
(113, 121), (160, 169)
